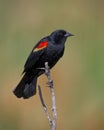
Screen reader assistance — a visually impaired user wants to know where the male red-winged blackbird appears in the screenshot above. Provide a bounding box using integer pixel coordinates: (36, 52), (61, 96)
(13, 29), (74, 99)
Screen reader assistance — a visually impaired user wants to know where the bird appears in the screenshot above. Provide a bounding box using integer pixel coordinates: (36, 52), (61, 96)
(13, 29), (74, 99)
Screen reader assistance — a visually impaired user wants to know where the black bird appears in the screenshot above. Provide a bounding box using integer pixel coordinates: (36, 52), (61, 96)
(13, 29), (74, 99)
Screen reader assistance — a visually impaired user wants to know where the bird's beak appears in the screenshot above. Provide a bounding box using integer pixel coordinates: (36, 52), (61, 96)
(64, 32), (74, 37)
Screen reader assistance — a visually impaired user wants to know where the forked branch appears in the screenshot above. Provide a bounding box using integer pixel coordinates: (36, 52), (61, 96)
(38, 62), (57, 130)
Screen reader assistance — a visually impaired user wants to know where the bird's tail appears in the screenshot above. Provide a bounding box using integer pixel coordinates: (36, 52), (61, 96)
(13, 74), (37, 99)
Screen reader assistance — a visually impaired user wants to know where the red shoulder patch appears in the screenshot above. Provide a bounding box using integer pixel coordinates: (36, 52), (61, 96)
(33, 41), (48, 52)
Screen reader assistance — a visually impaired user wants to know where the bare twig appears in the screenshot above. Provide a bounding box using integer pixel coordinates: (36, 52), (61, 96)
(38, 85), (53, 127)
(38, 62), (57, 130)
(45, 62), (57, 130)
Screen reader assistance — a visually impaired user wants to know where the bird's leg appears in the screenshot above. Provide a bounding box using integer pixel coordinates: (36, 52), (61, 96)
(36, 67), (45, 71)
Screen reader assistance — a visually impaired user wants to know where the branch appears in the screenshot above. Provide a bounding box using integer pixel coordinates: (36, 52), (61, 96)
(38, 85), (53, 127)
(38, 62), (57, 130)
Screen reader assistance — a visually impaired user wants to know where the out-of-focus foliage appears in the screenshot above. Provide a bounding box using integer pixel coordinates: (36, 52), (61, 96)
(0, 0), (104, 130)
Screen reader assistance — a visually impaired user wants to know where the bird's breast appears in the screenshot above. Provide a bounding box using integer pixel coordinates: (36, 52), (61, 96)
(44, 44), (64, 68)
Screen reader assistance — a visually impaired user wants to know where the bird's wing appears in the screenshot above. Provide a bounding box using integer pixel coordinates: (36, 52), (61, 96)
(23, 40), (49, 73)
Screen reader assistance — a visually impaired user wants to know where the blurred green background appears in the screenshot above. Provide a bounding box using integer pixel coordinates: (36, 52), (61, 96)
(0, 0), (104, 130)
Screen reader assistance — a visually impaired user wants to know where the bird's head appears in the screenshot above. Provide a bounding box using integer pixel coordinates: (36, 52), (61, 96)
(50, 29), (74, 44)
